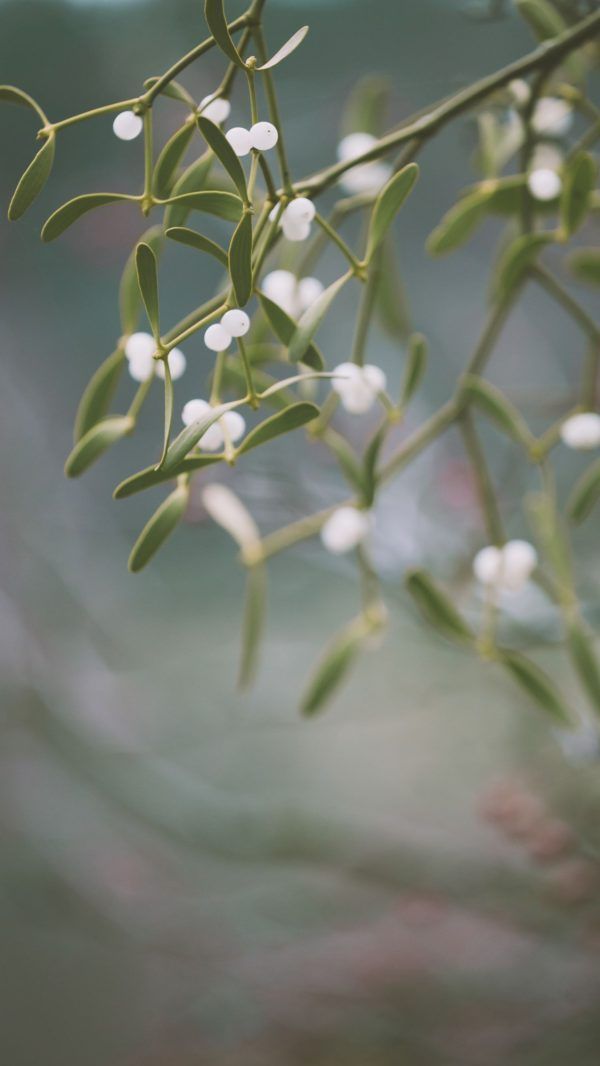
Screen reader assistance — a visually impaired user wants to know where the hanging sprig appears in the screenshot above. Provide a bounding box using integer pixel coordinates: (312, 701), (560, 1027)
(2, 0), (600, 718)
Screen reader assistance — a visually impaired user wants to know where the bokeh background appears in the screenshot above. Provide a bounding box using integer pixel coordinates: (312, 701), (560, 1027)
(2, 1), (600, 1063)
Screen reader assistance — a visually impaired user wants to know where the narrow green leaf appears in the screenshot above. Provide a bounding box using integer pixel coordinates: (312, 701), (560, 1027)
(500, 650), (571, 724)
(406, 569), (475, 645)
(74, 348), (125, 442)
(239, 563), (267, 688)
(301, 616), (367, 716)
(362, 424), (387, 507)
(143, 77), (197, 110)
(288, 274), (351, 364)
(257, 25), (309, 70)
(135, 242), (160, 338)
(567, 623), (600, 716)
(119, 225), (164, 335)
(567, 457), (600, 524)
(560, 152), (597, 238)
(201, 483), (261, 557)
(375, 239), (411, 340)
(257, 291), (324, 370)
(341, 76), (391, 138)
(568, 248), (600, 287)
(324, 428), (367, 496)
(163, 189), (242, 222)
(164, 151), (213, 227)
(493, 232), (553, 300)
(237, 402), (319, 456)
(164, 401), (241, 470)
(228, 211), (253, 306)
(204, 0), (244, 67)
(114, 455), (221, 499)
(0, 84), (47, 123)
(157, 356), (174, 469)
(426, 191), (488, 255)
(8, 134), (55, 221)
(166, 226), (228, 267)
(400, 332), (428, 406)
(42, 193), (134, 242)
(65, 415), (134, 478)
(515, 0), (565, 37)
(366, 163), (419, 260)
(460, 375), (534, 449)
(152, 120), (195, 200)
(128, 483), (189, 573)
(197, 115), (247, 201)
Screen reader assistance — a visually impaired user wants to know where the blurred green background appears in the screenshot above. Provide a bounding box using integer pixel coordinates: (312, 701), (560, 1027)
(2, 1), (600, 1063)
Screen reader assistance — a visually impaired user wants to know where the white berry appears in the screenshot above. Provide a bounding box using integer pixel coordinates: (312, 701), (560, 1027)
(181, 399), (245, 452)
(221, 410), (246, 444)
(182, 398), (211, 426)
(473, 540), (537, 593)
(127, 350), (155, 383)
(249, 121), (279, 151)
(204, 323), (232, 352)
(332, 362), (387, 414)
(200, 95), (231, 124)
(124, 331), (155, 361)
(337, 132), (377, 161)
(531, 97), (573, 138)
(527, 168), (562, 202)
(560, 412), (600, 450)
(262, 269), (297, 315)
(156, 347), (186, 381)
(281, 215), (311, 242)
(221, 309), (250, 338)
(225, 126), (253, 157)
(508, 79), (531, 107)
(113, 110), (143, 141)
(284, 198), (316, 225)
(321, 506), (371, 555)
(297, 276), (324, 312)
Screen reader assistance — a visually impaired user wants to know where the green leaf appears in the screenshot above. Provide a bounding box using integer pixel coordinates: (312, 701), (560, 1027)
(163, 189), (242, 222)
(8, 133), (55, 221)
(400, 332), (427, 406)
(493, 232), (553, 300)
(157, 355), (174, 468)
(324, 428), (367, 496)
(568, 248), (600, 287)
(366, 163), (419, 260)
(239, 564), (267, 688)
(567, 623), (600, 716)
(237, 402), (319, 456)
(373, 241), (411, 340)
(288, 274), (351, 364)
(119, 225), (164, 335)
(258, 291), (323, 370)
(228, 211), (253, 306)
(257, 25), (309, 70)
(152, 120), (195, 200)
(201, 483), (261, 558)
(341, 75), (391, 137)
(114, 455), (221, 499)
(301, 616), (367, 716)
(204, 0), (244, 67)
(567, 457), (600, 524)
(164, 401), (242, 470)
(128, 483), (189, 573)
(406, 569), (475, 645)
(135, 242), (160, 338)
(74, 348), (125, 442)
(515, 0), (565, 38)
(500, 650), (571, 725)
(143, 77), (197, 110)
(560, 152), (597, 238)
(362, 424), (387, 507)
(164, 151), (213, 227)
(42, 193), (134, 242)
(166, 226), (228, 267)
(426, 190), (488, 255)
(0, 84), (47, 124)
(197, 115), (247, 201)
(460, 375), (535, 450)
(65, 415), (134, 478)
